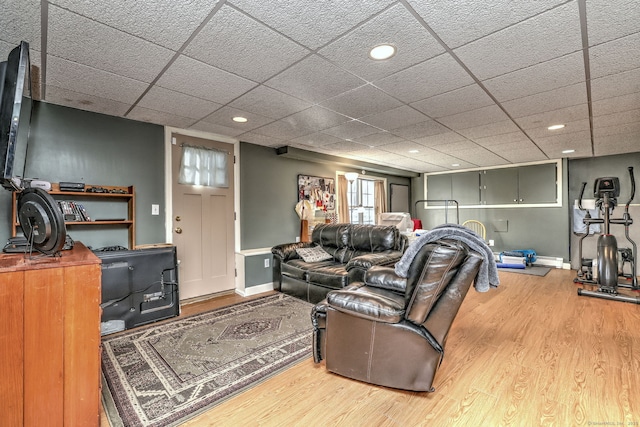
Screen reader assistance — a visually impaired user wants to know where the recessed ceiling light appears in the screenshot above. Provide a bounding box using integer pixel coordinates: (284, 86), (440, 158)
(562, 149), (575, 154)
(451, 163), (460, 167)
(232, 116), (248, 123)
(548, 124), (565, 130)
(369, 44), (396, 60)
(408, 149), (420, 154)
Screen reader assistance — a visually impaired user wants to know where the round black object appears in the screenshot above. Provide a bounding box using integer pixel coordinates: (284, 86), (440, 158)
(17, 188), (67, 255)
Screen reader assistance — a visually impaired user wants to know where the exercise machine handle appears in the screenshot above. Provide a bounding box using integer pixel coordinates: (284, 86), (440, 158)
(577, 181), (587, 210)
(626, 167), (635, 212)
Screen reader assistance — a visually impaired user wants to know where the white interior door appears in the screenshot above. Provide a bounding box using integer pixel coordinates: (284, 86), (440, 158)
(171, 133), (235, 300)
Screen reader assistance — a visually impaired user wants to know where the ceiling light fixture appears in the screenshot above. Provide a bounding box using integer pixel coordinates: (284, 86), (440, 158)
(369, 44), (396, 60)
(451, 163), (460, 167)
(232, 116), (248, 123)
(408, 149), (420, 154)
(562, 149), (575, 154)
(547, 124), (565, 130)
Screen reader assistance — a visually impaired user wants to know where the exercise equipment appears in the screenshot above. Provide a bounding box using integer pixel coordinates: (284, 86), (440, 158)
(574, 167), (639, 304)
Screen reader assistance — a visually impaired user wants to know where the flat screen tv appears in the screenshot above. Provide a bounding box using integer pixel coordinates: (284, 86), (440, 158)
(0, 41), (31, 191)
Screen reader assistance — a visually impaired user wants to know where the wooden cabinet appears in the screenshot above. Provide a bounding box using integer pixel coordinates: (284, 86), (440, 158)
(482, 163), (557, 205)
(0, 243), (101, 426)
(12, 183), (136, 248)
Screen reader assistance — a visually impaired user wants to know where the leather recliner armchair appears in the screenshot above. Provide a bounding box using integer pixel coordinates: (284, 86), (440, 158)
(311, 239), (484, 392)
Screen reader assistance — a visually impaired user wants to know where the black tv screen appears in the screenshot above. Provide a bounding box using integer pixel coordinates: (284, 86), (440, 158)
(0, 41), (31, 190)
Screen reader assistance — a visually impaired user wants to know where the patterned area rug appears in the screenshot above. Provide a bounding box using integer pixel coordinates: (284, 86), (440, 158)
(101, 293), (313, 427)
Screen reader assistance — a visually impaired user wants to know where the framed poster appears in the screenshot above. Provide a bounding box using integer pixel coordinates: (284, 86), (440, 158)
(298, 175), (335, 211)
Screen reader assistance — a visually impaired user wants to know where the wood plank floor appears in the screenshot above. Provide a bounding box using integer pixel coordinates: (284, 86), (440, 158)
(101, 269), (640, 426)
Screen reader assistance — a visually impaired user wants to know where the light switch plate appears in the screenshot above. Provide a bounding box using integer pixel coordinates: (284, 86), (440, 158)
(152, 204), (159, 215)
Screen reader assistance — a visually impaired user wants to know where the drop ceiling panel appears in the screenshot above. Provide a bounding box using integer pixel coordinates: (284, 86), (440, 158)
(290, 132), (344, 148)
(321, 140), (373, 153)
(237, 132), (285, 147)
(585, 0), (640, 46)
(497, 148), (550, 164)
(48, 6), (175, 83)
(229, 85), (311, 119)
(320, 84), (403, 119)
(590, 67), (640, 101)
(406, 0), (564, 49)
(127, 106), (196, 128)
(592, 92), (640, 117)
(319, 4), (444, 82)
(359, 105), (430, 130)
(264, 55), (366, 103)
(189, 121), (245, 138)
(0, 0), (40, 51)
(45, 86), (131, 117)
(389, 119), (449, 140)
(184, 5), (309, 82)
(321, 120), (380, 140)
(281, 106), (351, 132)
(46, 56), (148, 104)
(457, 120), (521, 141)
(353, 132), (403, 147)
(200, 106), (273, 132)
(593, 109), (640, 128)
(438, 105), (510, 131)
(482, 52), (585, 102)
(502, 83), (587, 118)
(157, 55), (257, 104)
(514, 104), (589, 130)
(375, 54), (474, 103)
(589, 32), (640, 80)
(526, 118), (590, 139)
(251, 118), (315, 140)
(138, 86), (223, 120)
(413, 132), (468, 148)
(49, 0), (217, 50)
(229, 0), (395, 50)
(453, 2), (582, 80)
(410, 84), (494, 118)
(472, 131), (532, 148)
(378, 140), (430, 154)
(594, 122), (640, 138)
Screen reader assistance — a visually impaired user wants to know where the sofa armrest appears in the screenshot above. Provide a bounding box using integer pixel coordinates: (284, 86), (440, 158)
(346, 250), (403, 271)
(271, 242), (313, 262)
(363, 266), (407, 293)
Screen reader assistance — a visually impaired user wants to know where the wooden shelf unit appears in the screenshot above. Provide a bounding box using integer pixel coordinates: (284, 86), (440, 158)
(11, 184), (136, 248)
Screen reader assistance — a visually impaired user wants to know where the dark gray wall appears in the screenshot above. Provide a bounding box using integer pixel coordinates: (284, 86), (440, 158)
(413, 159), (571, 261)
(239, 142), (411, 250)
(0, 102), (165, 248)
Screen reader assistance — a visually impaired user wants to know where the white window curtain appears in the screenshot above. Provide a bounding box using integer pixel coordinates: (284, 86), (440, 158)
(178, 144), (229, 188)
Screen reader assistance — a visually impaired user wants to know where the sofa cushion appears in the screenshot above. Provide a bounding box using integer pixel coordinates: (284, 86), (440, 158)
(313, 224), (350, 250)
(307, 265), (350, 289)
(296, 245), (333, 262)
(281, 259), (336, 280)
(350, 225), (399, 252)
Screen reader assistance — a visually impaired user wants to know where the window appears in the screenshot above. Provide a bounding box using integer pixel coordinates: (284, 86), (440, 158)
(348, 178), (376, 224)
(178, 144), (229, 187)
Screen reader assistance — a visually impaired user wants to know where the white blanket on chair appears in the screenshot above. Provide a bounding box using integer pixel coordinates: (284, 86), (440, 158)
(394, 224), (500, 292)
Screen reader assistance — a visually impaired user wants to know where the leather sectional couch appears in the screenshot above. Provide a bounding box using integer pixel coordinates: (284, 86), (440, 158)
(271, 223), (408, 303)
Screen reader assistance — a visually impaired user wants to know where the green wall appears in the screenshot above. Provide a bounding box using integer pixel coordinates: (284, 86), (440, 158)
(0, 101), (165, 249)
(239, 142), (411, 250)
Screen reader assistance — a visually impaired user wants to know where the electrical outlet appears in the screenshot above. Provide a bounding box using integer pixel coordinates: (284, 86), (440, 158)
(295, 237), (300, 242)
(489, 239), (495, 247)
(151, 204), (159, 215)
(264, 258), (270, 268)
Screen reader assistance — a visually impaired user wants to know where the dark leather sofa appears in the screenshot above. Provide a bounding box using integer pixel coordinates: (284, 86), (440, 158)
(311, 238), (485, 392)
(271, 223), (407, 304)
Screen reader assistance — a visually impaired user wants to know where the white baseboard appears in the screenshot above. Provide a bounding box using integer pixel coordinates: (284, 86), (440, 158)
(534, 256), (565, 269)
(236, 282), (274, 297)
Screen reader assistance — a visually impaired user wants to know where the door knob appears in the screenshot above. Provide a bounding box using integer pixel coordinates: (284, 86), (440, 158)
(175, 227), (182, 234)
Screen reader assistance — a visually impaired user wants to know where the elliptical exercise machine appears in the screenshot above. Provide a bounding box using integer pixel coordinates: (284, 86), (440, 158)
(574, 166), (639, 304)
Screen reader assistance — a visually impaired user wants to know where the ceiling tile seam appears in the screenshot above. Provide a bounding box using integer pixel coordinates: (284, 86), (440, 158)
(124, 0), (228, 117)
(587, 29), (640, 49)
(399, 0), (548, 163)
(578, 0), (595, 157)
(39, 0), (49, 100)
